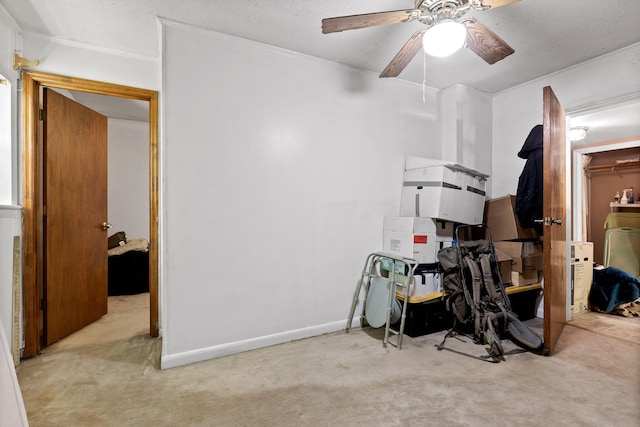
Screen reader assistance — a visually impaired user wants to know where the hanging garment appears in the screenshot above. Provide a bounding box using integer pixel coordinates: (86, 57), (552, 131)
(515, 124), (544, 235)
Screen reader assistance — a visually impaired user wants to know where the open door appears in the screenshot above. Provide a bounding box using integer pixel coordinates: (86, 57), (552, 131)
(542, 86), (568, 355)
(43, 88), (109, 344)
(21, 71), (159, 358)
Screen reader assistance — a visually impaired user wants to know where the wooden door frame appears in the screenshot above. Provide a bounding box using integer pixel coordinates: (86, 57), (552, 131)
(21, 70), (159, 358)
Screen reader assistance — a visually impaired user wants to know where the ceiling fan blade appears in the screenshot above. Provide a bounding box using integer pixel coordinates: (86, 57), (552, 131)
(379, 29), (427, 78)
(480, 0), (520, 8)
(464, 18), (514, 64)
(322, 10), (415, 34)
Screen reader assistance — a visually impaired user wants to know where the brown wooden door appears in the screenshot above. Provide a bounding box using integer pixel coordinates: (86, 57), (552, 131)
(542, 86), (568, 355)
(43, 88), (109, 345)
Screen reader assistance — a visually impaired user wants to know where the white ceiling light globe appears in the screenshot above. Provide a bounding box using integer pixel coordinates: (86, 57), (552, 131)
(569, 126), (589, 141)
(422, 20), (467, 57)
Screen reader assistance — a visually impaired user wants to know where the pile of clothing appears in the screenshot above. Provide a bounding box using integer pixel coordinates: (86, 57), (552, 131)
(590, 266), (640, 317)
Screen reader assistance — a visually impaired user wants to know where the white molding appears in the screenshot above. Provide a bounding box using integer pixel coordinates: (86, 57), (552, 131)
(157, 16), (429, 92)
(494, 41), (640, 97)
(23, 31), (159, 63)
(0, 4), (20, 32)
(573, 138), (640, 155)
(566, 92), (640, 116)
(160, 320), (346, 369)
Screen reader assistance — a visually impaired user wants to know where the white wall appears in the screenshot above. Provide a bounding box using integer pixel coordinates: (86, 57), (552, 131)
(160, 20), (440, 367)
(22, 32), (159, 90)
(0, 206), (21, 354)
(0, 16), (19, 205)
(438, 85), (492, 177)
(0, 14), (22, 367)
(491, 43), (640, 198)
(0, 82), (12, 205)
(108, 118), (149, 240)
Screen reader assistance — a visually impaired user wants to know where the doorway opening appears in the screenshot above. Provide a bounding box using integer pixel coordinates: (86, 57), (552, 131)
(568, 91), (640, 244)
(565, 95), (640, 343)
(20, 70), (159, 358)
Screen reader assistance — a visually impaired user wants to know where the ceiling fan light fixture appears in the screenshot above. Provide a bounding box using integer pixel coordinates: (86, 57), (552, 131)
(422, 19), (467, 57)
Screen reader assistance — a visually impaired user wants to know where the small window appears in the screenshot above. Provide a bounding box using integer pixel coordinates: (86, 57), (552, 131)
(0, 74), (12, 205)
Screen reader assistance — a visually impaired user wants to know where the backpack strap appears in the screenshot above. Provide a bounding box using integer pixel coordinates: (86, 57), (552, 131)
(506, 311), (544, 352)
(446, 288), (466, 325)
(435, 329), (502, 363)
(478, 253), (509, 333)
(483, 314), (505, 361)
(479, 253), (502, 302)
(464, 254), (508, 361)
(463, 256), (483, 338)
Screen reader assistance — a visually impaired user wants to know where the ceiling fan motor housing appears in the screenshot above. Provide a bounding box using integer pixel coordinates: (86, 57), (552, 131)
(417, 0), (485, 25)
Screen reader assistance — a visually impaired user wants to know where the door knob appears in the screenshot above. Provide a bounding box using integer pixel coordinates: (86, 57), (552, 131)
(534, 217), (563, 226)
(101, 222), (112, 230)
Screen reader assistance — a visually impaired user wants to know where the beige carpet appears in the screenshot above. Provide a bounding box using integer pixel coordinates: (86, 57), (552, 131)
(569, 310), (640, 345)
(16, 294), (640, 427)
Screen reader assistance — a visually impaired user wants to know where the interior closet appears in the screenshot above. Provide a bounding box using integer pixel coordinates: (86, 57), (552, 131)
(584, 147), (640, 264)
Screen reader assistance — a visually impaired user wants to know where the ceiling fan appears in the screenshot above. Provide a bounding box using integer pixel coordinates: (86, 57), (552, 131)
(322, 0), (518, 78)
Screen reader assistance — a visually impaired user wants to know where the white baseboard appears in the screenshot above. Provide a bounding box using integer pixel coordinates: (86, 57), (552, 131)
(161, 319), (347, 369)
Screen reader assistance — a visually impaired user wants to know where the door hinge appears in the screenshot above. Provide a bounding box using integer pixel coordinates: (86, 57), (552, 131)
(39, 109), (45, 121)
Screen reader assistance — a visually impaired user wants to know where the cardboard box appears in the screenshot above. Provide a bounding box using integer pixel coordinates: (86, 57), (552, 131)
(383, 217), (454, 264)
(484, 195), (538, 241)
(494, 248), (513, 283)
(400, 164), (488, 225)
(511, 255), (544, 273)
(571, 242), (594, 316)
(493, 240), (540, 257)
(511, 270), (540, 286)
(494, 241), (543, 273)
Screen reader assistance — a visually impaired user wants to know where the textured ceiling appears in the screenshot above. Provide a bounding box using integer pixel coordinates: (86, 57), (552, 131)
(2, 0), (640, 92)
(1, 0), (639, 143)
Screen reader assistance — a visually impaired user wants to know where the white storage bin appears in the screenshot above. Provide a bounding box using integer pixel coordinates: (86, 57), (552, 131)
(400, 163), (488, 225)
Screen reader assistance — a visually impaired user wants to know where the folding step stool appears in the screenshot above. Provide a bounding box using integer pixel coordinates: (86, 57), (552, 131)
(346, 252), (417, 349)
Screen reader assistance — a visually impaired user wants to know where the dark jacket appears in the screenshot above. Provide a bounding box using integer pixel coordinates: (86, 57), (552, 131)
(514, 125), (543, 235)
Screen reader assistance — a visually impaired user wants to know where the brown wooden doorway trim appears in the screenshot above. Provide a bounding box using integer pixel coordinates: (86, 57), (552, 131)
(21, 70), (159, 358)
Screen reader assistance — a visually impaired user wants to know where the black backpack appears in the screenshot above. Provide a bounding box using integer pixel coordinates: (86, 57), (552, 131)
(437, 227), (543, 362)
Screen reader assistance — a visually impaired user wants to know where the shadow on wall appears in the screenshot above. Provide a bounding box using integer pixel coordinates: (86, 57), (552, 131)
(341, 68), (373, 93)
